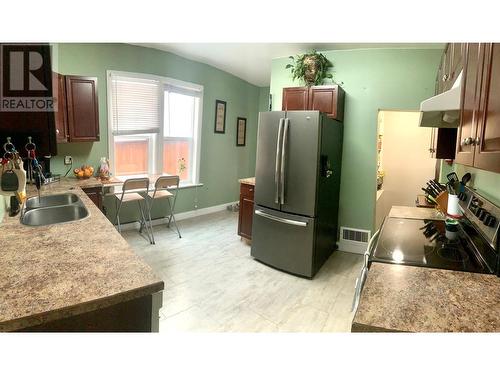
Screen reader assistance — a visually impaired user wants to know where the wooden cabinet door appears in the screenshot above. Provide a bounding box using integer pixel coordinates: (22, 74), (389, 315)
(456, 43), (484, 166)
(309, 85), (344, 121)
(82, 187), (103, 212)
(238, 183), (254, 240)
(282, 87), (309, 111)
(443, 44), (454, 91)
(473, 43), (500, 173)
(65, 76), (100, 142)
(53, 72), (68, 143)
(450, 43), (464, 84)
(437, 52), (446, 93)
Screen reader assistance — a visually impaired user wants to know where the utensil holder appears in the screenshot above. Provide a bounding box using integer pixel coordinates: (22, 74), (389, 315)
(447, 193), (462, 218)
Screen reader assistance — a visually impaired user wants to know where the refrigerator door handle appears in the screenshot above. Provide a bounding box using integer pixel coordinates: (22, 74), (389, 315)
(280, 118), (289, 205)
(254, 209), (308, 227)
(274, 118), (284, 204)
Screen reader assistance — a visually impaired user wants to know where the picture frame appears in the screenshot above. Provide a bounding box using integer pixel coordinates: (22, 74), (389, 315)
(236, 117), (247, 147)
(214, 100), (226, 133)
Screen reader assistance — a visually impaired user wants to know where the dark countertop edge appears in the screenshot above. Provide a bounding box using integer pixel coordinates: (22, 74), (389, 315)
(351, 321), (408, 333)
(0, 281), (164, 332)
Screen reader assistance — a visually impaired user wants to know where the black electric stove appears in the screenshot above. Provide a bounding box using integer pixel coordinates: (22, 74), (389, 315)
(369, 186), (500, 276)
(372, 217), (490, 273)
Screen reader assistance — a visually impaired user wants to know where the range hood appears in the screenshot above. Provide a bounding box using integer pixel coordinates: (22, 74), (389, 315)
(419, 71), (462, 128)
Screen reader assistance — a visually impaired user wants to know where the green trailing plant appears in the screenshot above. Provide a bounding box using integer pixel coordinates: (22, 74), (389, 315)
(285, 50), (334, 86)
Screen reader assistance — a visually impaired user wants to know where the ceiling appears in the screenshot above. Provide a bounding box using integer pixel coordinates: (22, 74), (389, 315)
(135, 43), (444, 87)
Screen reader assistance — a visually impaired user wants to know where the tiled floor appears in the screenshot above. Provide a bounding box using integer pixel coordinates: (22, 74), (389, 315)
(122, 210), (363, 332)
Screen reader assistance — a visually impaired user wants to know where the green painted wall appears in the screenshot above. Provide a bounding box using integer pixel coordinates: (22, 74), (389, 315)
(451, 164), (500, 206)
(258, 86), (270, 112)
(52, 43), (262, 223)
(270, 48), (442, 232)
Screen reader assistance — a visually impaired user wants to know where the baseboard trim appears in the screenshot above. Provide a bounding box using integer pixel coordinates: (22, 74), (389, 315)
(118, 201), (238, 231)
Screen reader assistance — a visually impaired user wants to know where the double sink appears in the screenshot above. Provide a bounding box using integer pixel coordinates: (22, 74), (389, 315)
(22, 192), (89, 226)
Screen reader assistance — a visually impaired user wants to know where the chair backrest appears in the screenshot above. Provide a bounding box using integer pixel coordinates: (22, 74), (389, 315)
(122, 177), (149, 192)
(155, 175), (180, 190)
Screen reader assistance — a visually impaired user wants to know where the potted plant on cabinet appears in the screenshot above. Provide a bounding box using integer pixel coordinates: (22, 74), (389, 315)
(285, 50), (334, 86)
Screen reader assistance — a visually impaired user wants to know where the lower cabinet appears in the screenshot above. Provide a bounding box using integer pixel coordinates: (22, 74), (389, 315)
(17, 292), (162, 332)
(238, 183), (254, 240)
(82, 186), (104, 212)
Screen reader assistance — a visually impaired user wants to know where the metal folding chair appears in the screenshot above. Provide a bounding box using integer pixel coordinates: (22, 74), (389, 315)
(148, 175), (181, 238)
(114, 177), (154, 244)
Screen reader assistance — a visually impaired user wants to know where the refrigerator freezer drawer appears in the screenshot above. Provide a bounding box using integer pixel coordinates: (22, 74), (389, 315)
(251, 206), (315, 278)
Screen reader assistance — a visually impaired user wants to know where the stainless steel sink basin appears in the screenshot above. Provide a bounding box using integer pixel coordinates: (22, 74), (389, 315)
(21, 204), (89, 226)
(25, 193), (80, 209)
(21, 192), (89, 226)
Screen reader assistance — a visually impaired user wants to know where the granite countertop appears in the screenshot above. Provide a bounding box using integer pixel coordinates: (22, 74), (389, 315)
(0, 179), (163, 331)
(352, 263), (500, 332)
(388, 205), (445, 221)
(239, 177), (255, 186)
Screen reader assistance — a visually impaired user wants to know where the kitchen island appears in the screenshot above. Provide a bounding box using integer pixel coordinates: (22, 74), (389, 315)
(0, 179), (164, 332)
(352, 262), (500, 332)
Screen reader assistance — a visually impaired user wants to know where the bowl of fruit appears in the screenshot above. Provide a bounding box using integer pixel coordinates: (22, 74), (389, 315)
(74, 165), (95, 179)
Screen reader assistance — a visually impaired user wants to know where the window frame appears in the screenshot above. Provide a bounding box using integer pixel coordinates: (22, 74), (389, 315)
(107, 70), (203, 185)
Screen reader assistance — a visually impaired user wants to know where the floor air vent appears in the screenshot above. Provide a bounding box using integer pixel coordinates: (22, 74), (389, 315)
(338, 227), (371, 254)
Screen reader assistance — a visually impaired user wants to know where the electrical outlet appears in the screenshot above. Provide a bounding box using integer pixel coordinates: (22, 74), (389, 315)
(64, 156), (73, 165)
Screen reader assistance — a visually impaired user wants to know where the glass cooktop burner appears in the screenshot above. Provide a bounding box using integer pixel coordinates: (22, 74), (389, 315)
(372, 217), (486, 273)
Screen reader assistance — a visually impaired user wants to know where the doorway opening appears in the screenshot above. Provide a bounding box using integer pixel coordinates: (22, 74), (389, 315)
(374, 110), (436, 229)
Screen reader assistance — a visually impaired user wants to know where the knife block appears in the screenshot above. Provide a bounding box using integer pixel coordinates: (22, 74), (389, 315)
(435, 191), (449, 214)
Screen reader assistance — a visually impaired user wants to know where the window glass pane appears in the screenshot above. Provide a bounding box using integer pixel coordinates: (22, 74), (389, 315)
(164, 92), (195, 137)
(163, 139), (191, 182)
(115, 135), (150, 176)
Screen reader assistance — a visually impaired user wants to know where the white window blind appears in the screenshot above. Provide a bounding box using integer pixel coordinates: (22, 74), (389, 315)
(110, 74), (161, 135)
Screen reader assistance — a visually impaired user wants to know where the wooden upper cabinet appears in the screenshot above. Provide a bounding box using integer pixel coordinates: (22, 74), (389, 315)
(474, 43), (500, 173)
(53, 72), (68, 143)
(436, 43), (464, 94)
(309, 85), (344, 121)
(65, 75), (100, 142)
(282, 85), (345, 121)
(456, 43), (483, 166)
(282, 87), (309, 110)
(450, 43), (464, 84)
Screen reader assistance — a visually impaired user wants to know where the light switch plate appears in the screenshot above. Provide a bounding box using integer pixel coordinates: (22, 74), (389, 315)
(64, 156), (73, 165)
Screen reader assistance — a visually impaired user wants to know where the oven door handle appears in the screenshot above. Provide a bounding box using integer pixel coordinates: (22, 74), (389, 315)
(352, 228), (381, 313)
(364, 227), (381, 267)
(351, 266), (368, 313)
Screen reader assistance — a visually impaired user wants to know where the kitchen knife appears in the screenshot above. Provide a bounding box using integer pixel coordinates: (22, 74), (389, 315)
(426, 182), (440, 197)
(421, 187), (436, 198)
(429, 180), (445, 192)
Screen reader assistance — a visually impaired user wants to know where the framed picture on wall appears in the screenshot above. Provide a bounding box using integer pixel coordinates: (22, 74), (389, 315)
(214, 100), (227, 133)
(236, 117), (247, 146)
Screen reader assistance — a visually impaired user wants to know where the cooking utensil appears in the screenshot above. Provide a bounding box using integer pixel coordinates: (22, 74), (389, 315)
(446, 172), (459, 184)
(461, 173), (472, 185)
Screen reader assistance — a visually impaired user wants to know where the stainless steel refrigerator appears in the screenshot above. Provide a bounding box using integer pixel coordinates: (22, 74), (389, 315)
(251, 111), (343, 278)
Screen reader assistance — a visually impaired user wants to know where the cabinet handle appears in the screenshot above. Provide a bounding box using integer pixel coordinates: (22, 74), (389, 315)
(474, 137), (480, 146)
(56, 129), (60, 134)
(462, 137), (473, 146)
(442, 74), (449, 82)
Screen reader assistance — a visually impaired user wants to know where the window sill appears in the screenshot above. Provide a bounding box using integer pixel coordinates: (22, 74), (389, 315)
(176, 182), (203, 190)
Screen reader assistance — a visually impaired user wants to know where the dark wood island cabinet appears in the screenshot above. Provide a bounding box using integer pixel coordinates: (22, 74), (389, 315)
(238, 179), (255, 240)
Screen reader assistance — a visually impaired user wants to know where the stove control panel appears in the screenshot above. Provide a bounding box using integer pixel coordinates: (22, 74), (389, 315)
(460, 187), (500, 250)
